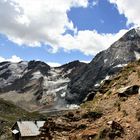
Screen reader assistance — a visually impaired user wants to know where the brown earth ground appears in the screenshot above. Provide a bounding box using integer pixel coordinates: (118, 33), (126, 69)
(42, 61), (140, 140)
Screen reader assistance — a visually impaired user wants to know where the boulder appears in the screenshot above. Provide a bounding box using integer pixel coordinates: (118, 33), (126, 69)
(99, 121), (124, 139)
(118, 85), (140, 97)
(82, 111), (103, 120)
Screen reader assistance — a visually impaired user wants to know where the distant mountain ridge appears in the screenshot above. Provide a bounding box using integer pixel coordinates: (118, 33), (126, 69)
(0, 60), (86, 111)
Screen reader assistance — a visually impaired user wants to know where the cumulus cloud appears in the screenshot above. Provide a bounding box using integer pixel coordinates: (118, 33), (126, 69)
(0, 0), (88, 46)
(0, 55), (61, 66)
(109, 0), (140, 27)
(0, 55), (22, 62)
(0, 0), (129, 56)
(58, 29), (128, 55)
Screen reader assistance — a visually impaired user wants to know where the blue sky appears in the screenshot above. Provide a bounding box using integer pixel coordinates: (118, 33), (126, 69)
(68, 0), (127, 33)
(0, 0), (137, 66)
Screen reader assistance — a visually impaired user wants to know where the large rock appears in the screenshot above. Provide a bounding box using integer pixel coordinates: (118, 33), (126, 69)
(117, 85), (140, 97)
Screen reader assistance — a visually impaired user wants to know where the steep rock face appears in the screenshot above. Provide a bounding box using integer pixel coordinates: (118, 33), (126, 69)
(66, 28), (140, 103)
(59, 60), (87, 79)
(0, 60), (85, 111)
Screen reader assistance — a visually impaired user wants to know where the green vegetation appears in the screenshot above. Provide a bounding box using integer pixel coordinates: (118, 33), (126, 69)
(100, 61), (140, 91)
(0, 99), (45, 122)
(81, 93), (101, 110)
(0, 98), (47, 139)
(82, 111), (103, 120)
(106, 90), (112, 96)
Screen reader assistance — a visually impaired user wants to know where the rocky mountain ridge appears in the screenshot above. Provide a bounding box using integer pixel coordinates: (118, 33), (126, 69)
(66, 28), (140, 103)
(2, 57), (140, 140)
(1, 28), (140, 111)
(38, 59), (140, 140)
(0, 60), (86, 111)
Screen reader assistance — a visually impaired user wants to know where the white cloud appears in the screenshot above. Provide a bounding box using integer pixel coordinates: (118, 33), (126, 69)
(0, 0), (88, 46)
(0, 55), (22, 63)
(46, 62), (61, 67)
(0, 0), (129, 56)
(109, 0), (140, 27)
(58, 29), (128, 55)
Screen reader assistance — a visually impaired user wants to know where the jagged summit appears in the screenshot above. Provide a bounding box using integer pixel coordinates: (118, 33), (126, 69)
(66, 28), (140, 103)
(119, 28), (140, 42)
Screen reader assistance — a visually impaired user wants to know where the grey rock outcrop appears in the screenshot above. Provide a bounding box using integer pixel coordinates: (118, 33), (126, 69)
(66, 28), (140, 103)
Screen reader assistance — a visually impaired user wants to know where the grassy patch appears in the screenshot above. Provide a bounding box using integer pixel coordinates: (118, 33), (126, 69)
(0, 98), (47, 139)
(82, 111), (103, 120)
(81, 94), (101, 110)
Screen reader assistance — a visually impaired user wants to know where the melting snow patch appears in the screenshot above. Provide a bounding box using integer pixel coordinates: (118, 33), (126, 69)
(100, 80), (104, 84)
(61, 92), (66, 98)
(8, 63), (27, 79)
(135, 27), (140, 36)
(39, 68), (70, 104)
(66, 104), (80, 110)
(67, 69), (73, 74)
(54, 86), (67, 93)
(104, 59), (108, 63)
(94, 83), (100, 87)
(116, 55), (119, 59)
(130, 34), (135, 38)
(32, 71), (42, 79)
(113, 64), (127, 68)
(20, 61), (28, 65)
(105, 75), (110, 80)
(99, 75), (110, 85)
(134, 51), (140, 60)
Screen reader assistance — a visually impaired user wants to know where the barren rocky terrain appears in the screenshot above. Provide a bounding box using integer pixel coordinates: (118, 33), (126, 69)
(39, 60), (140, 140)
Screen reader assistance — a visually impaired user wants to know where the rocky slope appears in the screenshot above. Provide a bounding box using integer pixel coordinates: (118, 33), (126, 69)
(2, 58), (140, 140)
(39, 60), (140, 140)
(66, 28), (140, 103)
